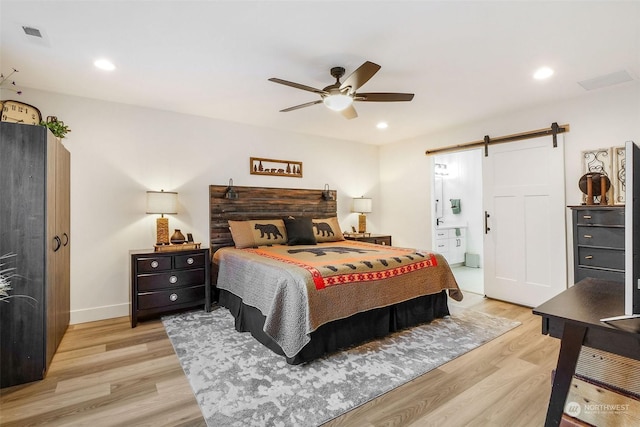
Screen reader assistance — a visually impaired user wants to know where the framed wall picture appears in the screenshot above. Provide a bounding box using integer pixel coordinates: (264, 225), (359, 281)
(613, 146), (626, 204)
(250, 157), (303, 178)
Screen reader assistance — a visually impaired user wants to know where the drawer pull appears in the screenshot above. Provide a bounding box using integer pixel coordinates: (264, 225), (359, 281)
(583, 215), (592, 219)
(169, 275), (178, 284)
(169, 293), (178, 302)
(187, 257), (194, 265)
(584, 255), (593, 260)
(583, 235), (592, 239)
(151, 260), (159, 268)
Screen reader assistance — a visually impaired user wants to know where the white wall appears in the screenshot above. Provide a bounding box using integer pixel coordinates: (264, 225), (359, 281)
(3, 88), (381, 324)
(380, 82), (640, 286)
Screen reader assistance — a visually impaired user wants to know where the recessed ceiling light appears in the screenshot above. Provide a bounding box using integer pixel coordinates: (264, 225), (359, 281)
(534, 66), (554, 80)
(376, 122), (388, 130)
(94, 58), (116, 71)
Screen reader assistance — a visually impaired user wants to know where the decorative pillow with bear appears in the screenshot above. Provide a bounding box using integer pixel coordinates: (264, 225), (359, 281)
(283, 216), (317, 246)
(228, 219), (288, 248)
(311, 217), (345, 243)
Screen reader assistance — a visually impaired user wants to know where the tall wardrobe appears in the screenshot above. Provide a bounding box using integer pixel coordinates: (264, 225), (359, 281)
(0, 122), (70, 388)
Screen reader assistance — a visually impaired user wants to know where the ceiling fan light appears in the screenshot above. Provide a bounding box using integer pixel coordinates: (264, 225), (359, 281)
(323, 94), (353, 111)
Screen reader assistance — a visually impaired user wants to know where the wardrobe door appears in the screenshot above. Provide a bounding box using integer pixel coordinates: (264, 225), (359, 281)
(0, 123), (47, 388)
(55, 140), (71, 350)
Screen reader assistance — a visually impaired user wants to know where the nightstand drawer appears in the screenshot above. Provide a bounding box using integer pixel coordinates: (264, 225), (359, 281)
(136, 255), (172, 273)
(137, 285), (205, 310)
(577, 247), (624, 270)
(576, 226), (624, 248)
(175, 252), (206, 269)
(137, 268), (205, 291)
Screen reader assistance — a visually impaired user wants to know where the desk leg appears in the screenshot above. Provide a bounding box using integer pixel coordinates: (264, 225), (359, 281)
(544, 321), (587, 427)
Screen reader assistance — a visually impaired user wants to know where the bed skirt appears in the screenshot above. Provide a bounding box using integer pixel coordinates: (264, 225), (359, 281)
(218, 289), (451, 365)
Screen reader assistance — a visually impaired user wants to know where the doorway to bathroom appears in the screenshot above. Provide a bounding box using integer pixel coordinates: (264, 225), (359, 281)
(432, 149), (484, 295)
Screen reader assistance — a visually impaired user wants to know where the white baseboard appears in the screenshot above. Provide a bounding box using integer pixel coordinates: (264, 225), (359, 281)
(70, 302), (130, 325)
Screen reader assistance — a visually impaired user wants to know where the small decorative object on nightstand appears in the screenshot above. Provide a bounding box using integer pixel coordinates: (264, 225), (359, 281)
(130, 247), (210, 327)
(344, 233), (392, 246)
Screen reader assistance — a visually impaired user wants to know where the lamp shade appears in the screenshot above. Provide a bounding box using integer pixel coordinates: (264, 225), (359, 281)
(146, 190), (178, 214)
(352, 197), (372, 214)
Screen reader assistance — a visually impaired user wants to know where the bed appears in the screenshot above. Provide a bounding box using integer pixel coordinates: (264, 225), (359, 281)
(209, 185), (463, 364)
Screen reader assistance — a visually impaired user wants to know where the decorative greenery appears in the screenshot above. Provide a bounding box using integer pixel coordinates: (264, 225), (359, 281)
(40, 116), (71, 139)
(0, 253), (35, 304)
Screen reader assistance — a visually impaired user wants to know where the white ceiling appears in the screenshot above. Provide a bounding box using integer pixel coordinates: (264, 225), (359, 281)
(1, 1), (639, 145)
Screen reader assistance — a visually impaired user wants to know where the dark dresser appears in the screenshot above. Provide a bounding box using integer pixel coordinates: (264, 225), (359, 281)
(569, 206), (624, 283)
(130, 248), (210, 327)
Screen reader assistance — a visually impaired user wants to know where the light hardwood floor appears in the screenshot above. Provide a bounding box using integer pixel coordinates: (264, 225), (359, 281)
(0, 297), (559, 426)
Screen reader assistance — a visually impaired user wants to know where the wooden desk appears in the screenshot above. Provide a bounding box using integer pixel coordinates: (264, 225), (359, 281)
(533, 278), (640, 426)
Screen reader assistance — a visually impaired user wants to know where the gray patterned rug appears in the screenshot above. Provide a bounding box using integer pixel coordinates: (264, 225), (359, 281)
(162, 305), (520, 427)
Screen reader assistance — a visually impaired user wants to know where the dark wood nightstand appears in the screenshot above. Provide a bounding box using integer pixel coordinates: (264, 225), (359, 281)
(130, 247), (210, 327)
(344, 233), (392, 246)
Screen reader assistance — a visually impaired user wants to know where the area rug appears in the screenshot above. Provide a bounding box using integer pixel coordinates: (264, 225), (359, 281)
(162, 306), (520, 427)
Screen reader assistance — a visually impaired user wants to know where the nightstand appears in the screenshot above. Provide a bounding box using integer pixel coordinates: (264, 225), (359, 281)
(130, 247), (210, 327)
(344, 233), (392, 246)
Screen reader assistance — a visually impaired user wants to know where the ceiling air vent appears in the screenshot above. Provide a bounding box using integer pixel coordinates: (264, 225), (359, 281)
(578, 70), (634, 91)
(22, 26), (43, 38)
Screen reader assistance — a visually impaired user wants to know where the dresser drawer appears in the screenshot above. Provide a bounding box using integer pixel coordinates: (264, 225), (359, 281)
(137, 285), (205, 310)
(576, 226), (625, 249)
(576, 209), (624, 226)
(576, 267), (624, 283)
(137, 268), (205, 291)
(577, 247), (625, 270)
(136, 255), (172, 273)
(175, 252), (206, 269)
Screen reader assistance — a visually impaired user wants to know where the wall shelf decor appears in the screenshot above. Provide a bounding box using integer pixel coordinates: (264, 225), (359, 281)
(581, 146), (626, 205)
(250, 157), (302, 178)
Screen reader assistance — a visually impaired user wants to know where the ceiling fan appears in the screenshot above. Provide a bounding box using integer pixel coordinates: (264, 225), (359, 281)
(268, 61), (414, 120)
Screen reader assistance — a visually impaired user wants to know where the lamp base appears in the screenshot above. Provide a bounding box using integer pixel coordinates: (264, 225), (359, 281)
(156, 217), (169, 245)
(358, 214), (367, 233)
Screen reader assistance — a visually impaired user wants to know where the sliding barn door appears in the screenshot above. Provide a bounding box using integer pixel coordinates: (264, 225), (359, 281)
(483, 135), (567, 307)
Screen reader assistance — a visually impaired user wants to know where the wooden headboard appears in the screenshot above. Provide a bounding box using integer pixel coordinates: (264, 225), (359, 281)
(209, 185), (338, 256)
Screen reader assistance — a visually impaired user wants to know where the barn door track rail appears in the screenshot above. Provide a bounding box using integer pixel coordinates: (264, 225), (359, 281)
(425, 122), (570, 157)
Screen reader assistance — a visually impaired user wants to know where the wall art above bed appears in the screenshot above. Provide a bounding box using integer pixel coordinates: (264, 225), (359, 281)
(250, 157), (302, 178)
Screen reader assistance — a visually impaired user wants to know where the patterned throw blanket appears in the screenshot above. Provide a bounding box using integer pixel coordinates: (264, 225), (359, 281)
(215, 241), (462, 358)
(244, 242), (439, 290)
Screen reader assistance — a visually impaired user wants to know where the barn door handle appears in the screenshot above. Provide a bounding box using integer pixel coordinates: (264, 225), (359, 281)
(485, 211), (491, 234)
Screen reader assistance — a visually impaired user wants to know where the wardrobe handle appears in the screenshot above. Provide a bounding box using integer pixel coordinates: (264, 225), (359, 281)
(62, 233), (69, 246)
(53, 236), (62, 252)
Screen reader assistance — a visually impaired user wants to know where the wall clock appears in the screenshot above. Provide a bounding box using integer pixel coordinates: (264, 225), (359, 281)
(1, 100), (42, 125)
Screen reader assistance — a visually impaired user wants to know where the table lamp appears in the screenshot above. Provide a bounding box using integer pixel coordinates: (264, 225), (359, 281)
(146, 190), (178, 245)
(352, 197), (372, 233)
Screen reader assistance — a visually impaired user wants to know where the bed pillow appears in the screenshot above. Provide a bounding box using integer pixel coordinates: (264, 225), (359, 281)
(283, 216), (317, 245)
(228, 219), (288, 248)
(311, 217), (345, 243)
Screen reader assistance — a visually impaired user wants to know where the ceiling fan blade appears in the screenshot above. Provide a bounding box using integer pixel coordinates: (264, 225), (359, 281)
(268, 78), (327, 95)
(340, 104), (358, 120)
(339, 61), (381, 94)
(280, 99), (323, 112)
(355, 92), (415, 102)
